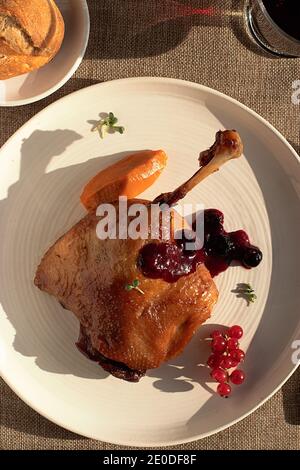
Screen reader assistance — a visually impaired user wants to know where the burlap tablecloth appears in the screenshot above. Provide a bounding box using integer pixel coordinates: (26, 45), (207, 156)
(1, 0), (300, 450)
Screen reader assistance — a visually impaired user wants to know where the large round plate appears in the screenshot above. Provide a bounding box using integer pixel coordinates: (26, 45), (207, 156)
(0, 78), (299, 446)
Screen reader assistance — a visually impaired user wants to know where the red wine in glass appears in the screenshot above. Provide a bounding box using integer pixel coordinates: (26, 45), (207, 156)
(246, 0), (300, 56)
(263, 0), (300, 40)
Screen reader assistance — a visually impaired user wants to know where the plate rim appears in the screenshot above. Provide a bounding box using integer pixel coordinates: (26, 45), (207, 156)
(0, 76), (299, 446)
(0, 0), (90, 107)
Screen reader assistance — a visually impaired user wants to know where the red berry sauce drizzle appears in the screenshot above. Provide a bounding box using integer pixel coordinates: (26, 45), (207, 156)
(138, 209), (262, 281)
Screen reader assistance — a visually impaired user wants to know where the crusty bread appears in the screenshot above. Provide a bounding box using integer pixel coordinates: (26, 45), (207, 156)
(0, 0), (65, 80)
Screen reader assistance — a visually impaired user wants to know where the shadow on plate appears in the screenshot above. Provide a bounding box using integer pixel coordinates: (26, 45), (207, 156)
(0, 128), (141, 380)
(148, 323), (223, 394)
(0, 78), (102, 149)
(0, 323), (224, 440)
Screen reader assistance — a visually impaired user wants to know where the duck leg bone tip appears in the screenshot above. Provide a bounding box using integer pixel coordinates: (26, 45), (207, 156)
(153, 130), (243, 206)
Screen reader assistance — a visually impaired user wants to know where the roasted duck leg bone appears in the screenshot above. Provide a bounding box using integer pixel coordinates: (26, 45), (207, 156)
(153, 130), (243, 206)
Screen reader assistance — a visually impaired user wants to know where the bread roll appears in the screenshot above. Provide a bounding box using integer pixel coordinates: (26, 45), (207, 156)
(0, 0), (65, 80)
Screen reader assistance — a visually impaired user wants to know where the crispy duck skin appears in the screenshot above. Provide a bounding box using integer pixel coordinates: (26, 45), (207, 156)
(34, 130), (243, 380)
(34, 199), (218, 372)
(76, 324), (146, 382)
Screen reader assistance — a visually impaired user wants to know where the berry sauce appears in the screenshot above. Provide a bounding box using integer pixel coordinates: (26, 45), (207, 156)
(138, 209), (262, 282)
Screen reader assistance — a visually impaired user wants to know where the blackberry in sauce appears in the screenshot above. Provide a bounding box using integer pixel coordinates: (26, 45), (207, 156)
(138, 209), (263, 281)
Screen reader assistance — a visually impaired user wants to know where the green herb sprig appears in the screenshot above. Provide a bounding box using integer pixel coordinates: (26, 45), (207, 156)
(232, 283), (257, 305)
(92, 112), (125, 139)
(125, 279), (145, 295)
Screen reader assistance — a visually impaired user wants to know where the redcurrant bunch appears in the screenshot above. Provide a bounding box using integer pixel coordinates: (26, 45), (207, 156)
(207, 325), (246, 397)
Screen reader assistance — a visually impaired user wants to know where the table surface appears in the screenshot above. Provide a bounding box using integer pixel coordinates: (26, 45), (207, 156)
(1, 0), (300, 450)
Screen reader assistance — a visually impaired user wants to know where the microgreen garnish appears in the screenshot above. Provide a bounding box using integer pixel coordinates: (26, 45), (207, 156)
(125, 279), (144, 295)
(232, 283), (257, 305)
(92, 112), (125, 139)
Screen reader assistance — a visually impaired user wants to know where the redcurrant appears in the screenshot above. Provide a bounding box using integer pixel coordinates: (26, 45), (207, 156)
(226, 337), (239, 351)
(210, 330), (223, 340)
(211, 368), (228, 383)
(217, 382), (232, 397)
(227, 325), (243, 339)
(230, 369), (246, 385)
(211, 337), (227, 353)
(220, 356), (237, 369)
(229, 349), (245, 363)
(207, 354), (222, 369)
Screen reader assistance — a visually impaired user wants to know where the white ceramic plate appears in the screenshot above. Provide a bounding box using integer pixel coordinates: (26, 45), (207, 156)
(0, 78), (300, 446)
(0, 0), (90, 107)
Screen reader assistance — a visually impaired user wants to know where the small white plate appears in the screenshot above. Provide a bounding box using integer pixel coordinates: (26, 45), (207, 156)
(0, 0), (90, 107)
(0, 78), (300, 446)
